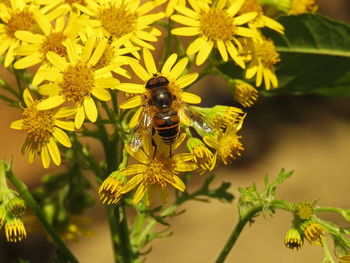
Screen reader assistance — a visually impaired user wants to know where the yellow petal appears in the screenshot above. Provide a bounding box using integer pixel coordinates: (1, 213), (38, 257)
(15, 45), (41, 56)
(217, 39), (228, 62)
(23, 88), (33, 107)
(84, 97), (97, 123)
(14, 53), (42, 69)
(187, 37), (205, 55)
(66, 38), (77, 64)
(196, 40), (213, 65)
(53, 127), (72, 148)
(234, 12), (257, 26)
(116, 83), (146, 93)
(88, 38), (107, 66)
(14, 31), (45, 44)
(175, 5), (199, 19)
(171, 175), (185, 191)
(129, 107), (143, 128)
(171, 15), (200, 27)
(37, 95), (65, 110)
(81, 35), (96, 63)
(161, 53), (177, 75)
(133, 182), (147, 204)
(36, 70), (62, 82)
(143, 48), (157, 76)
(38, 83), (59, 96)
(181, 92), (201, 104)
(34, 10), (51, 36)
(119, 164), (146, 176)
(41, 144), (50, 169)
(46, 51), (67, 71)
(75, 106), (85, 129)
(171, 27), (200, 36)
(28, 148), (36, 164)
(55, 120), (75, 131)
(203, 136), (219, 149)
(136, 30), (157, 42)
(227, 0), (244, 16)
(55, 107), (76, 118)
(226, 40), (245, 69)
(47, 138), (61, 166)
(235, 27), (258, 38)
(92, 87), (111, 101)
(10, 120), (23, 130)
(95, 77), (119, 89)
(122, 174), (143, 193)
(125, 144), (149, 164)
(120, 96), (142, 109)
(174, 73), (198, 89)
(130, 61), (151, 82)
(169, 57), (188, 81)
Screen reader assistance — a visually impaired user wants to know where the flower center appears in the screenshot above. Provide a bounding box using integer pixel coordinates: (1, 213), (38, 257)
(146, 158), (176, 188)
(59, 63), (94, 105)
(94, 43), (115, 70)
(21, 101), (56, 144)
(41, 32), (67, 58)
(97, 3), (138, 39)
(238, 0), (263, 15)
(218, 132), (243, 165)
(6, 10), (35, 38)
(199, 8), (235, 41)
(256, 40), (280, 66)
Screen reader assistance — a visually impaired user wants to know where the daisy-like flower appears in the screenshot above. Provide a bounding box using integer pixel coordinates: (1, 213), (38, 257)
(186, 137), (215, 174)
(10, 89), (75, 168)
(76, 0), (165, 58)
(288, 0), (318, 15)
(5, 216), (26, 242)
(116, 48), (201, 128)
(14, 12), (79, 86)
(233, 81), (258, 107)
(203, 115), (244, 165)
(284, 227), (303, 250)
(234, 0), (284, 34)
(120, 141), (197, 205)
(99, 171), (127, 205)
(241, 33), (280, 90)
(36, 37), (119, 129)
(301, 221), (327, 246)
(171, 0), (259, 67)
(0, 0), (38, 67)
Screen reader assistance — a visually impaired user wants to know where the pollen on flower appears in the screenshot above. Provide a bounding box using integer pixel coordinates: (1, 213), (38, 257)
(41, 32), (67, 58)
(187, 138), (215, 173)
(256, 39), (280, 67)
(59, 64), (94, 105)
(6, 10), (35, 38)
(210, 106), (245, 132)
(218, 132), (243, 165)
(200, 8), (236, 41)
(145, 157), (176, 188)
(97, 3), (138, 39)
(21, 101), (56, 144)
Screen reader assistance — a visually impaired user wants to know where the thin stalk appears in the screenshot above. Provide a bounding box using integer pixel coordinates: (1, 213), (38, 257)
(116, 202), (133, 263)
(215, 206), (263, 263)
(6, 170), (78, 263)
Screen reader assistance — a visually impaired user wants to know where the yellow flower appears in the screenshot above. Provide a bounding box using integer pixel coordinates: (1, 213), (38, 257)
(203, 117), (244, 165)
(301, 221), (327, 246)
(295, 201), (314, 220)
(284, 227), (303, 250)
(77, 0), (165, 58)
(233, 81), (258, 107)
(171, 0), (258, 66)
(120, 142), (197, 205)
(35, 38), (119, 129)
(289, 0), (318, 15)
(0, 0), (38, 67)
(242, 33), (280, 90)
(235, 0), (284, 34)
(99, 171), (127, 205)
(187, 138), (216, 174)
(13, 12), (79, 86)
(117, 48), (201, 128)
(5, 216), (26, 242)
(10, 89), (75, 168)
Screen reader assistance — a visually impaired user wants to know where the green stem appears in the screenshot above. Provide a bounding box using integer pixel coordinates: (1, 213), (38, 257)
(215, 206), (263, 263)
(6, 170), (78, 263)
(116, 202), (133, 263)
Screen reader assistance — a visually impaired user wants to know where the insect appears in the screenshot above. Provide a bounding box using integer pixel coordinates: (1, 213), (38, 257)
(129, 74), (214, 157)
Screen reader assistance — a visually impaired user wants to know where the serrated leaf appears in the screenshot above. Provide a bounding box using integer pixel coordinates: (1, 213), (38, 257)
(260, 14), (350, 97)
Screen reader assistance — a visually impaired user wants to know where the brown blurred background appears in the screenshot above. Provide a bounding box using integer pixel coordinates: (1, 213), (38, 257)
(1, 0), (350, 262)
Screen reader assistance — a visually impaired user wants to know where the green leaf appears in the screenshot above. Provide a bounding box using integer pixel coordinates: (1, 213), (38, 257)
(261, 14), (350, 97)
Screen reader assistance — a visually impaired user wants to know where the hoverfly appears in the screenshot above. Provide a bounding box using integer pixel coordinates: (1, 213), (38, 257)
(129, 74), (214, 157)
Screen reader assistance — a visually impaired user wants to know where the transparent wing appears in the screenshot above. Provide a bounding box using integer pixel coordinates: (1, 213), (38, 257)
(179, 100), (215, 136)
(129, 107), (153, 152)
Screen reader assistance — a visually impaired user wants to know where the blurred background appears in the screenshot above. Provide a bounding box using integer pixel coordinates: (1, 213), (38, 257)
(0, 0), (350, 262)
